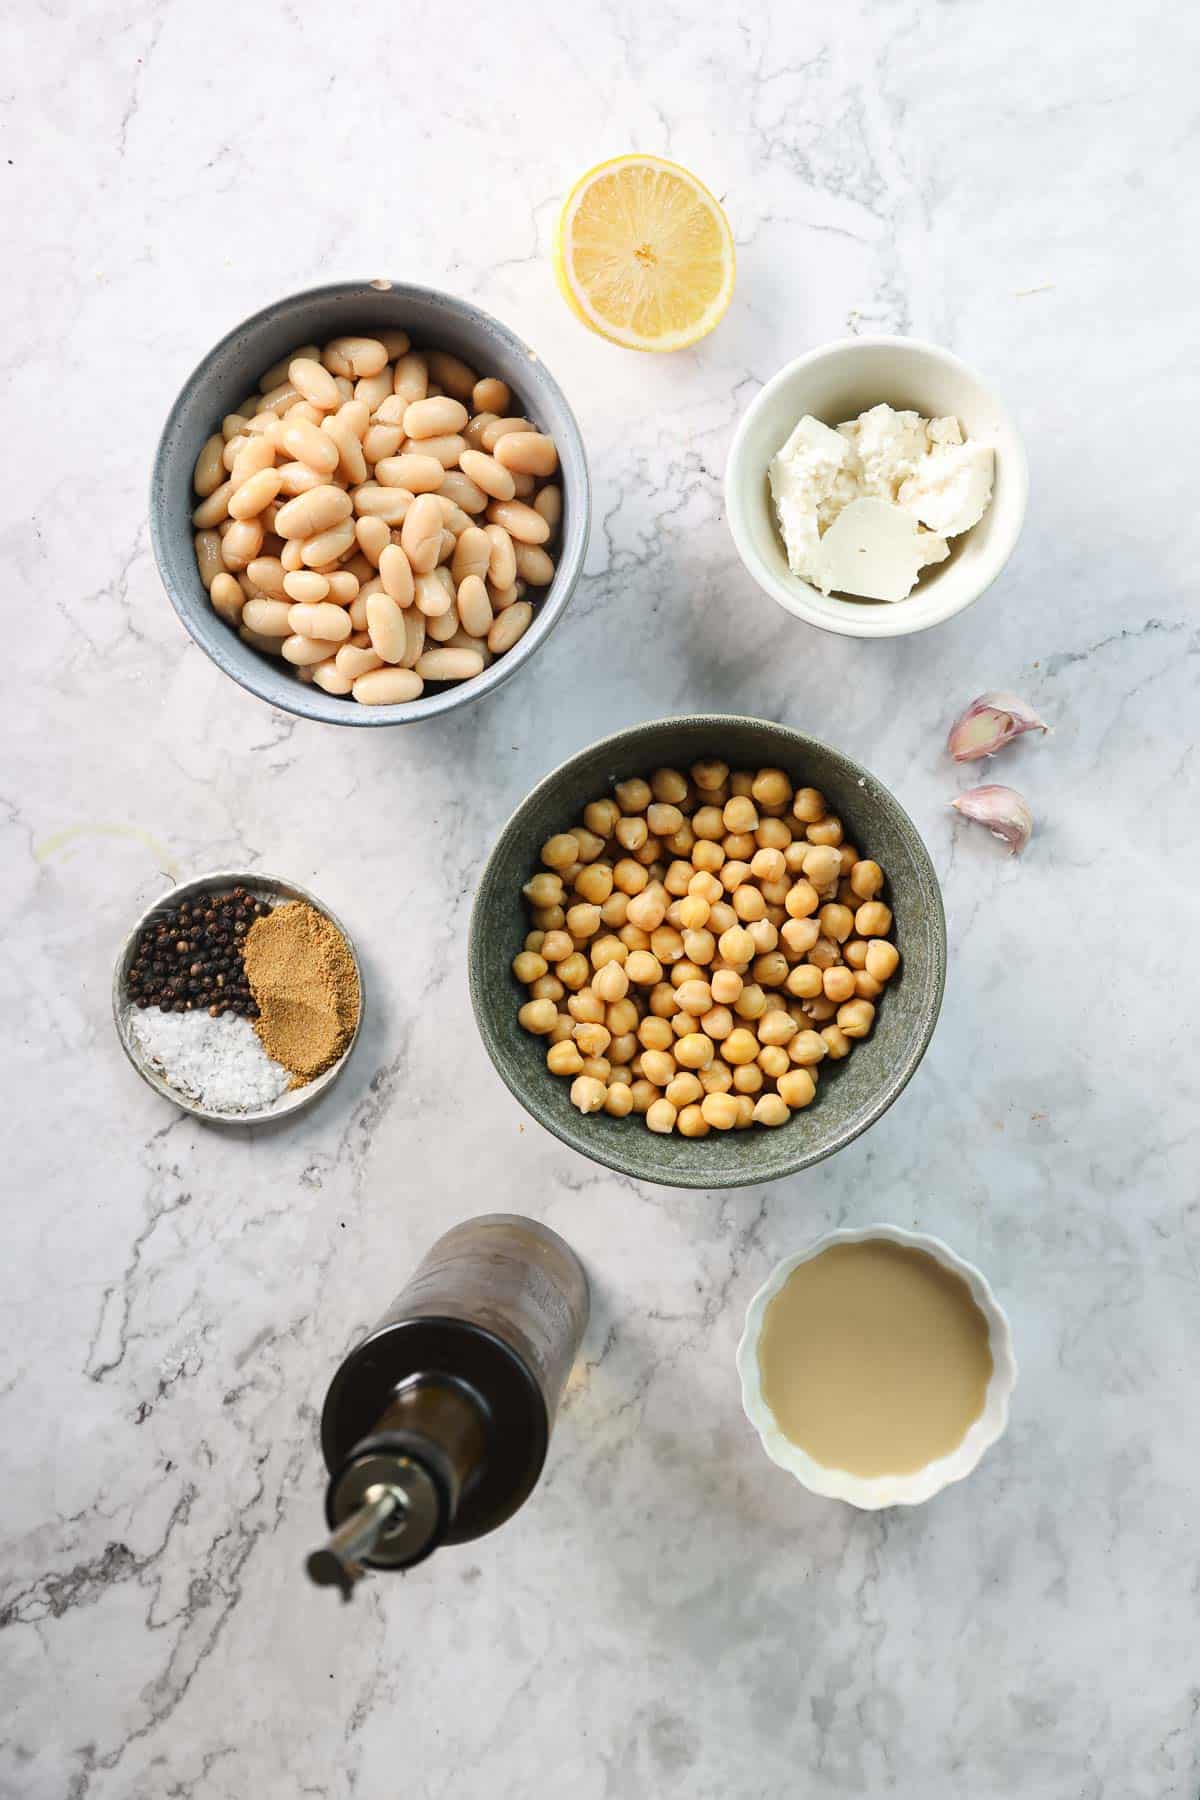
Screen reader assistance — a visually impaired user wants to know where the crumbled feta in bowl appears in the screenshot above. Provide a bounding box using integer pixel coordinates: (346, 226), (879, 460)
(768, 402), (994, 603)
(724, 337), (1028, 639)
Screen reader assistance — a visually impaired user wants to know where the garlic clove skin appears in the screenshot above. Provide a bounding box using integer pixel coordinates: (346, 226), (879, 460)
(951, 785), (1033, 856)
(947, 691), (1048, 762)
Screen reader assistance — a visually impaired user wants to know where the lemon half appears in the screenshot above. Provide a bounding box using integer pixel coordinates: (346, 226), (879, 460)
(554, 155), (736, 352)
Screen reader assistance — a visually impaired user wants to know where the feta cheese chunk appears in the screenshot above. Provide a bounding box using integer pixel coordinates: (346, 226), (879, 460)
(897, 439), (994, 537)
(812, 499), (948, 603)
(767, 400), (993, 602)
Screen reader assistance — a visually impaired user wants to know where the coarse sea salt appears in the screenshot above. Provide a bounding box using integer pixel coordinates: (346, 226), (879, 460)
(130, 1007), (292, 1113)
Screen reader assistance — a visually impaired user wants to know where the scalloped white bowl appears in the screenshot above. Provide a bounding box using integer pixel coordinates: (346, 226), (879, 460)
(737, 1224), (1017, 1508)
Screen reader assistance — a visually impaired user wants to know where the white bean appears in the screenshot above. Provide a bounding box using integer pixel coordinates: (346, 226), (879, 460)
(352, 667), (424, 704)
(416, 647), (485, 681)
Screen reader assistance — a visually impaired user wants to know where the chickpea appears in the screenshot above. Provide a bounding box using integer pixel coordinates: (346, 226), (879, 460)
(784, 880), (819, 920)
(649, 982), (680, 1018)
(855, 972), (884, 1000)
(806, 815), (843, 847)
(624, 949), (662, 986)
(570, 1075), (607, 1114)
(549, 1015), (576, 1045)
(791, 787), (826, 824)
(665, 1072), (704, 1109)
(701, 1092), (739, 1131)
(723, 796), (758, 834)
(710, 968), (743, 1006)
(646, 1098), (678, 1134)
(799, 845), (840, 888)
(592, 959), (629, 1004)
(691, 805), (723, 842)
(650, 926), (685, 965)
(754, 1093), (790, 1127)
(865, 939), (900, 982)
(717, 925), (755, 966)
(675, 1032), (715, 1071)
(734, 983), (767, 1021)
(572, 828), (607, 863)
(757, 1044), (789, 1079)
(613, 858), (649, 896)
(752, 951), (788, 988)
(565, 902), (602, 940)
(609, 1032), (638, 1064)
(707, 901), (737, 935)
(806, 938), (840, 973)
(718, 860), (749, 894)
(630, 1079), (658, 1114)
(691, 839), (725, 874)
(612, 816), (647, 856)
(638, 1015), (674, 1052)
(722, 832), (757, 861)
(699, 1059), (734, 1095)
(529, 975), (564, 1002)
(619, 928), (651, 959)
(677, 1103), (709, 1138)
(777, 1068), (816, 1109)
(756, 817), (793, 850)
(683, 929), (716, 966)
(717, 1027), (755, 1067)
(733, 1062), (764, 1095)
(781, 918), (821, 958)
(838, 844), (859, 877)
(641, 1048), (677, 1088)
(729, 771), (754, 798)
(750, 847), (786, 885)
(700, 1004), (733, 1041)
(850, 859), (884, 901)
(670, 1013), (692, 1038)
(678, 894), (711, 932)
(531, 904), (565, 931)
(601, 892), (629, 927)
(575, 862), (614, 905)
(652, 767), (689, 804)
(823, 966), (856, 1003)
(523, 871), (563, 908)
(580, 1055), (611, 1082)
(733, 1095), (756, 1128)
(557, 953), (589, 992)
(748, 768), (789, 809)
(675, 978), (714, 1017)
(842, 938), (869, 970)
(817, 903), (854, 944)
(591, 936), (627, 973)
(731, 883), (769, 927)
(615, 777), (652, 814)
(524, 930), (546, 953)
(518, 998), (558, 1035)
(547, 1039), (584, 1076)
(788, 1030), (828, 1067)
(665, 822), (696, 856)
(568, 989), (605, 1024)
(625, 888), (666, 932)
(838, 999), (876, 1039)
(584, 797), (620, 837)
(607, 997), (638, 1034)
(647, 803), (683, 837)
(541, 833), (579, 870)
(804, 994), (838, 1023)
(691, 759), (728, 791)
(604, 1083), (634, 1118)
(821, 1024), (852, 1059)
(513, 951), (548, 984)
(756, 1009), (798, 1047)
(855, 902), (893, 938)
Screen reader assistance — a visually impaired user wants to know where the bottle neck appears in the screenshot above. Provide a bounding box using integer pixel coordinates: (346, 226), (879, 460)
(309, 1375), (488, 1589)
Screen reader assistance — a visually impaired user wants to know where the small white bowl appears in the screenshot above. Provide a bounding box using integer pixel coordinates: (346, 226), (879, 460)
(724, 337), (1028, 639)
(737, 1224), (1017, 1509)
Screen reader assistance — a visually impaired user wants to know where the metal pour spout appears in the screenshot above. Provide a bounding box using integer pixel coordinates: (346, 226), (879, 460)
(306, 1484), (405, 1599)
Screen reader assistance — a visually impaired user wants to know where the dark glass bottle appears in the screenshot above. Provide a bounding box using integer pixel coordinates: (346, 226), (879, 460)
(307, 1214), (588, 1594)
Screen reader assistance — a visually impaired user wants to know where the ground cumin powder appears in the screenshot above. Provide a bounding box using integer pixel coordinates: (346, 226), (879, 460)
(243, 901), (360, 1086)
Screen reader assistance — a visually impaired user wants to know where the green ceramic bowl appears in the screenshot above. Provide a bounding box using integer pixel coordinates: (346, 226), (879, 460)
(469, 716), (946, 1189)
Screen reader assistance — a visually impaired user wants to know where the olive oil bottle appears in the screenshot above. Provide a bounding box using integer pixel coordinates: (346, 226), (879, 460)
(307, 1215), (588, 1594)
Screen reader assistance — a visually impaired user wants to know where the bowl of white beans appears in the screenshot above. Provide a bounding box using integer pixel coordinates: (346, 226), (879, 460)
(151, 281), (589, 724)
(469, 716), (947, 1190)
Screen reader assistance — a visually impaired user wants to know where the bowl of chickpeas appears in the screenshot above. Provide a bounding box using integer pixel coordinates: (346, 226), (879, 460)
(468, 715), (946, 1189)
(151, 280), (588, 724)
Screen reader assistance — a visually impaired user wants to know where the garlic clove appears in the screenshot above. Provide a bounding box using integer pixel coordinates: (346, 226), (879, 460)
(951, 785), (1033, 856)
(947, 691), (1048, 762)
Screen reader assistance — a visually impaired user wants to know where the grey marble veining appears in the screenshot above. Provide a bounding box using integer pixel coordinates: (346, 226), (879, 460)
(3, 2), (1199, 1795)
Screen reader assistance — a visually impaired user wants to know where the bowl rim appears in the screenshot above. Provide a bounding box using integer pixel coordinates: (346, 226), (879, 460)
(736, 1223), (1018, 1507)
(150, 278), (591, 726)
(724, 334), (1029, 641)
(113, 868), (363, 1124)
(468, 713), (947, 1189)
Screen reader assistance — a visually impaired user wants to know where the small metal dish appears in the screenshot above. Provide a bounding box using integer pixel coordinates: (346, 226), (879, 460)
(113, 869), (364, 1125)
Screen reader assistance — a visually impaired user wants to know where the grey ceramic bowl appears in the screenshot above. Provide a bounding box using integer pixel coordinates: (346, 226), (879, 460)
(469, 716), (946, 1189)
(151, 280), (590, 726)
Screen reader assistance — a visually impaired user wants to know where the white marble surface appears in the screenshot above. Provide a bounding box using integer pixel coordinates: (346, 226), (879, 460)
(4, 2), (1199, 1795)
